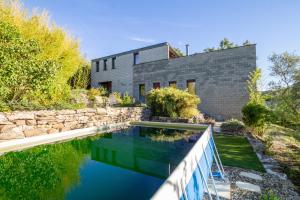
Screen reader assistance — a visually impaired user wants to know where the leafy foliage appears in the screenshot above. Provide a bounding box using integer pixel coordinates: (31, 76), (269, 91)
(69, 64), (91, 89)
(112, 92), (135, 106)
(203, 38), (252, 52)
(247, 68), (265, 105)
(260, 190), (281, 200)
(146, 87), (201, 118)
(242, 103), (272, 135)
(221, 119), (245, 134)
(172, 47), (184, 56)
(0, 1), (84, 110)
(268, 52), (300, 126)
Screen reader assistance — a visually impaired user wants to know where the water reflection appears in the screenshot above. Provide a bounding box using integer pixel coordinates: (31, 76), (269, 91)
(0, 126), (203, 200)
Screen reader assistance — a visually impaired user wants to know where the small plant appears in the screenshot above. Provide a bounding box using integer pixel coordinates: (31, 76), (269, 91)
(221, 119), (245, 134)
(260, 190), (281, 200)
(120, 93), (134, 106)
(242, 103), (272, 136)
(87, 88), (101, 101)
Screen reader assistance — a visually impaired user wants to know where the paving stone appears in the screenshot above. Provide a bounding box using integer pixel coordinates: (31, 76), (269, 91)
(236, 181), (261, 193)
(240, 172), (262, 181)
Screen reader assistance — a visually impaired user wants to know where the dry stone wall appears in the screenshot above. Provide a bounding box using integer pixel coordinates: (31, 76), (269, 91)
(0, 107), (149, 140)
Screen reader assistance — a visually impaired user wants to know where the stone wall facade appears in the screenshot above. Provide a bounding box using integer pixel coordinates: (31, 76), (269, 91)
(0, 107), (149, 140)
(133, 45), (256, 120)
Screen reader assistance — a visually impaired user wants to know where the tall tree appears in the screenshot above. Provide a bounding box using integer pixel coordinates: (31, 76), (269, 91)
(268, 52), (300, 124)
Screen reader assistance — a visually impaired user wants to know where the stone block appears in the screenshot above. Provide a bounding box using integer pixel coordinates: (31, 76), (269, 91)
(0, 124), (16, 133)
(24, 128), (46, 137)
(26, 120), (37, 126)
(7, 112), (35, 120)
(47, 128), (59, 134)
(14, 120), (26, 125)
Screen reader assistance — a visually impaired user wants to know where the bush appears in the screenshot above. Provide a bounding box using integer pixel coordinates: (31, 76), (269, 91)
(242, 103), (272, 135)
(260, 190), (280, 200)
(120, 93), (134, 106)
(0, 1), (84, 110)
(221, 119), (245, 134)
(146, 87), (201, 118)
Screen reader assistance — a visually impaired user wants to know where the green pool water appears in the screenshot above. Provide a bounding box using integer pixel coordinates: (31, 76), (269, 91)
(0, 126), (204, 200)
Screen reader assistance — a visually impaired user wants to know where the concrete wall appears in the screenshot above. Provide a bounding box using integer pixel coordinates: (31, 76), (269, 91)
(91, 45), (169, 96)
(133, 45), (256, 120)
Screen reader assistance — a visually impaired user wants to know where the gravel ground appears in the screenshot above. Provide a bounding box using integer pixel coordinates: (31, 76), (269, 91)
(223, 166), (299, 200)
(204, 165), (299, 200)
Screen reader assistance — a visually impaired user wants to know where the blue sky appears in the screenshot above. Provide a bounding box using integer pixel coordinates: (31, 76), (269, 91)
(23, 0), (300, 89)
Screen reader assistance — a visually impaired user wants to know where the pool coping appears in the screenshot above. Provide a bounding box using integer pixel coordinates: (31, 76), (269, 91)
(131, 121), (208, 130)
(0, 122), (130, 155)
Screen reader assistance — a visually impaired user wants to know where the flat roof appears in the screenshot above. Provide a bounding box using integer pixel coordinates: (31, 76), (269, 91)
(92, 42), (169, 61)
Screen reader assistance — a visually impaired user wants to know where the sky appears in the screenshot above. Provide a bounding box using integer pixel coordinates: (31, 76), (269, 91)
(23, 0), (300, 90)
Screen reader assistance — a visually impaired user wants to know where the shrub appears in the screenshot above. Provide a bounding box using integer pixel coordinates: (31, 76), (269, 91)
(260, 190), (280, 200)
(69, 64), (91, 89)
(120, 93), (134, 106)
(242, 103), (272, 135)
(146, 87), (201, 118)
(87, 88), (101, 101)
(221, 119), (245, 134)
(0, 1), (84, 110)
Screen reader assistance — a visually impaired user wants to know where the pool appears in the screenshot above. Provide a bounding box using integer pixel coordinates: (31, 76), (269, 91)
(0, 126), (205, 200)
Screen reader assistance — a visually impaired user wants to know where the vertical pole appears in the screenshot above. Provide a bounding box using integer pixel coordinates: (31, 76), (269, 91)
(195, 156), (213, 200)
(208, 139), (224, 180)
(203, 144), (220, 200)
(211, 126), (225, 176)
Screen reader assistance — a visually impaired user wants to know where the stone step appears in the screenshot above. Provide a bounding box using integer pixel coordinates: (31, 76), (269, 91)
(239, 171), (262, 181)
(236, 181), (261, 193)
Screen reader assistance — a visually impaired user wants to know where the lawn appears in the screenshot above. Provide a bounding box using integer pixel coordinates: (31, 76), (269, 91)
(214, 134), (265, 172)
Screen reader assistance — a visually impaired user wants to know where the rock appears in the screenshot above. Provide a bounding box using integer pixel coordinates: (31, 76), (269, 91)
(0, 114), (8, 123)
(236, 181), (261, 193)
(14, 120), (26, 125)
(7, 112), (35, 120)
(34, 110), (55, 117)
(0, 131), (25, 140)
(64, 121), (77, 129)
(26, 120), (37, 126)
(24, 128), (46, 137)
(240, 172), (263, 181)
(52, 123), (64, 130)
(37, 120), (48, 125)
(47, 128), (59, 134)
(0, 124), (16, 133)
(96, 108), (107, 115)
(56, 110), (76, 115)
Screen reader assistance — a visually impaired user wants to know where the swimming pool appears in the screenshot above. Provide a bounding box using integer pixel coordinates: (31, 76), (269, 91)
(0, 126), (206, 200)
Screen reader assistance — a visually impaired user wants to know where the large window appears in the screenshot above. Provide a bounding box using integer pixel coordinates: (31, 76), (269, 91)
(187, 79), (196, 94)
(169, 81), (177, 88)
(133, 52), (140, 65)
(96, 61), (99, 72)
(153, 82), (160, 89)
(103, 59), (107, 71)
(112, 57), (116, 69)
(139, 84), (145, 102)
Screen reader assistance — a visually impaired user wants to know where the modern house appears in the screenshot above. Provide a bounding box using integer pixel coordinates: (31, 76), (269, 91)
(91, 42), (256, 120)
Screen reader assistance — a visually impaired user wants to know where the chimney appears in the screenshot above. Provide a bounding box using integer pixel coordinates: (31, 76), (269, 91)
(185, 44), (189, 56)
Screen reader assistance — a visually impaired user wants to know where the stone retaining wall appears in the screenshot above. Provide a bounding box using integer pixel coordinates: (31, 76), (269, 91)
(0, 107), (149, 140)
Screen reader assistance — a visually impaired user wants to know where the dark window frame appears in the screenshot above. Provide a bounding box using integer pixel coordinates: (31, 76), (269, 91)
(103, 59), (107, 71)
(187, 79), (196, 94)
(95, 61), (100, 72)
(133, 52), (139, 65)
(112, 57), (116, 69)
(153, 82), (160, 89)
(169, 81), (177, 88)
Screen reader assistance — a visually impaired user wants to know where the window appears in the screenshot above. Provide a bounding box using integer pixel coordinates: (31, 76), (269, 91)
(112, 57), (116, 69)
(103, 59), (107, 71)
(153, 82), (160, 89)
(139, 84), (145, 102)
(169, 81), (177, 88)
(95, 61), (99, 72)
(133, 52), (140, 65)
(187, 79), (196, 94)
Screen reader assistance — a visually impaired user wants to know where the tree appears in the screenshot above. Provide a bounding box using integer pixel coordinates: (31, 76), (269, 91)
(173, 47), (184, 56)
(204, 38), (238, 52)
(247, 68), (265, 105)
(268, 52), (300, 125)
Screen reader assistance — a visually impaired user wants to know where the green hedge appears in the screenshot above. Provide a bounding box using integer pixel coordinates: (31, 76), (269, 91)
(146, 87), (201, 118)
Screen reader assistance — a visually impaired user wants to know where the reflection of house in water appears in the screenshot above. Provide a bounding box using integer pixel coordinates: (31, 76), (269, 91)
(91, 127), (196, 179)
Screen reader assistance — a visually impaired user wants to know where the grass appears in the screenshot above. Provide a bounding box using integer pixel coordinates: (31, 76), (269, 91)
(214, 134), (265, 172)
(263, 124), (300, 190)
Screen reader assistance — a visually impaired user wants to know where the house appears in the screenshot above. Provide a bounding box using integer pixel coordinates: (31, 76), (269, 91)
(91, 42), (256, 120)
